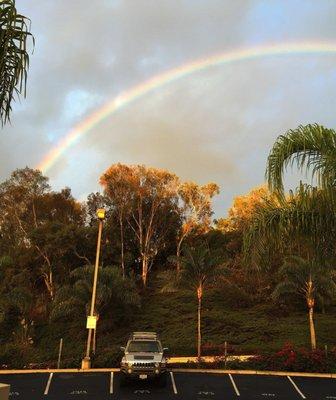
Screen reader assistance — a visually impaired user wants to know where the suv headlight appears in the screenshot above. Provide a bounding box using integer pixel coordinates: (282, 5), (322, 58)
(155, 362), (160, 368)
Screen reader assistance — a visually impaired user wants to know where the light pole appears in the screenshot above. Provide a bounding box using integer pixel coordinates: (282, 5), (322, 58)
(81, 208), (105, 369)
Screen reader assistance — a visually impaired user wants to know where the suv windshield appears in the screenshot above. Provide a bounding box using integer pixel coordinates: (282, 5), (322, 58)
(127, 340), (160, 353)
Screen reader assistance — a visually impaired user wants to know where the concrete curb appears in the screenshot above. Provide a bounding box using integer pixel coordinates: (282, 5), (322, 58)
(0, 368), (120, 374)
(0, 368), (335, 378)
(171, 368), (336, 378)
(168, 355), (253, 363)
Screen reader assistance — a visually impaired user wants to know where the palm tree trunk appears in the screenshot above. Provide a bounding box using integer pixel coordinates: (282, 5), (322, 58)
(197, 285), (202, 359)
(142, 256), (148, 287)
(308, 306), (317, 350)
(120, 215), (125, 279)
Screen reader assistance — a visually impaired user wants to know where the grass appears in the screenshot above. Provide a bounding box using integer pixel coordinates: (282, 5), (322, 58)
(4, 276), (336, 368)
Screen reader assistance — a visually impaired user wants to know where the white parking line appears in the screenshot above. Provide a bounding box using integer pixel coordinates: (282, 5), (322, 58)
(287, 376), (306, 399)
(44, 372), (53, 395)
(170, 371), (178, 394)
(110, 372), (114, 394)
(229, 374), (240, 396)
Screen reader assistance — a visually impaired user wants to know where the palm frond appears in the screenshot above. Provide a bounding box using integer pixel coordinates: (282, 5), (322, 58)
(244, 184), (336, 264)
(0, 0), (34, 125)
(266, 124), (336, 192)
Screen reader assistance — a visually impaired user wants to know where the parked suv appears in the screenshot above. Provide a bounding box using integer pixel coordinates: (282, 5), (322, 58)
(120, 332), (168, 386)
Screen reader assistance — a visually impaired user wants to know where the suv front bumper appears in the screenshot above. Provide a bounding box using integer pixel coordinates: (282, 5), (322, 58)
(120, 364), (167, 379)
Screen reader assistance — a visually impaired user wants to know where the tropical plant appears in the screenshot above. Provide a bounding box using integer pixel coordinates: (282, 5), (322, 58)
(267, 124), (336, 193)
(179, 245), (222, 358)
(0, 0), (34, 125)
(176, 182), (219, 273)
(51, 265), (140, 353)
(245, 184), (336, 263)
(245, 124), (336, 262)
(272, 256), (336, 350)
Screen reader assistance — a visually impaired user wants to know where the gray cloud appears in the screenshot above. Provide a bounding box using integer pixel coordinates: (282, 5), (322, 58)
(1, 0), (336, 216)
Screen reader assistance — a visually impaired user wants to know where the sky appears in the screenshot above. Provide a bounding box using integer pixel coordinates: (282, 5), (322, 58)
(1, 0), (336, 216)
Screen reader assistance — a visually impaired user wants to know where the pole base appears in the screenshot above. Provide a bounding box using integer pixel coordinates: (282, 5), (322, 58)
(81, 357), (91, 370)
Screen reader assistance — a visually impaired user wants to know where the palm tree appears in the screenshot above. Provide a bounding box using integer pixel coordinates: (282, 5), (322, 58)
(272, 256), (336, 350)
(180, 245), (222, 359)
(245, 124), (336, 260)
(0, 0), (34, 125)
(267, 124), (336, 193)
(52, 265), (140, 354)
(245, 183), (336, 262)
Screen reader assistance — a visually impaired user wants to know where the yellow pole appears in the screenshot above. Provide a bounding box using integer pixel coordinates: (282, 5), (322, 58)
(82, 213), (104, 369)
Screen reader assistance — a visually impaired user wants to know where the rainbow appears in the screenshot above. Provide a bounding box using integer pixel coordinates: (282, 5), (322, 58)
(37, 41), (336, 173)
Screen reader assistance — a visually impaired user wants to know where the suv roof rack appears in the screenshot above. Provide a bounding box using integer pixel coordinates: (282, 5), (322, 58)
(130, 332), (158, 340)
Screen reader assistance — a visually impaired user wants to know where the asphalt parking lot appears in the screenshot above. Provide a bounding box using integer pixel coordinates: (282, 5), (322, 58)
(0, 371), (335, 400)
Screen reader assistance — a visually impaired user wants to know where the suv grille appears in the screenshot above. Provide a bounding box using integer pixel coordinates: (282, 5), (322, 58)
(133, 362), (156, 368)
(134, 356), (154, 360)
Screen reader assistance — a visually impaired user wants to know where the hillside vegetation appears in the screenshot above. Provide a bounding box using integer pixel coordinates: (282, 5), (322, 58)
(1, 124), (336, 371)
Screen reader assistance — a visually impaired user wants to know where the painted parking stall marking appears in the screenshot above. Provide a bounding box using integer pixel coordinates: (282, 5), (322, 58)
(287, 376), (306, 399)
(1, 371), (335, 399)
(229, 373), (240, 396)
(44, 372), (53, 395)
(0, 373), (49, 399)
(173, 372), (236, 399)
(48, 372), (109, 398)
(292, 377), (336, 400)
(170, 372), (177, 394)
(110, 372), (114, 394)
(114, 372), (173, 400)
(232, 374), (303, 399)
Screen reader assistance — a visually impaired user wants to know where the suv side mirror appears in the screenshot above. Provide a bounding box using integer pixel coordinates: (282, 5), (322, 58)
(163, 347), (169, 352)
(120, 346), (126, 352)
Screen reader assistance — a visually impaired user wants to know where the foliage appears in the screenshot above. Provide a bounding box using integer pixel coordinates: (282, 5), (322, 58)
(0, 0), (34, 125)
(266, 124), (336, 192)
(101, 164), (181, 286)
(51, 265), (140, 321)
(272, 255), (336, 310)
(246, 342), (336, 373)
(0, 158), (336, 371)
(245, 124), (336, 266)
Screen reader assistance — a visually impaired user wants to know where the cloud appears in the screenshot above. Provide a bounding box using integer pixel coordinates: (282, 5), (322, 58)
(1, 0), (336, 216)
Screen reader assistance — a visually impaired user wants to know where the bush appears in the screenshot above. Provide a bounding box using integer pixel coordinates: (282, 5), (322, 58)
(92, 346), (120, 368)
(202, 342), (236, 356)
(0, 343), (35, 369)
(240, 342), (336, 373)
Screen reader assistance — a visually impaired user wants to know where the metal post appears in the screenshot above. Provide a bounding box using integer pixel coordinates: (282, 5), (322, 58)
(57, 338), (63, 369)
(82, 214), (104, 369)
(224, 341), (227, 368)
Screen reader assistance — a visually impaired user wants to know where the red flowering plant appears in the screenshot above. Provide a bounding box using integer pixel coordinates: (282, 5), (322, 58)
(248, 342), (335, 372)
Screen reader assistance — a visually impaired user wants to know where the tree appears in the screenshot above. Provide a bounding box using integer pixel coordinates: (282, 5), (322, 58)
(52, 265), (140, 353)
(100, 164), (137, 278)
(0, 256), (35, 345)
(245, 124), (336, 263)
(176, 182), (219, 272)
(101, 164), (180, 286)
(245, 184), (336, 264)
(272, 256), (336, 350)
(266, 124), (336, 193)
(0, 168), (84, 300)
(180, 245), (222, 358)
(0, 0), (34, 125)
(221, 186), (270, 232)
